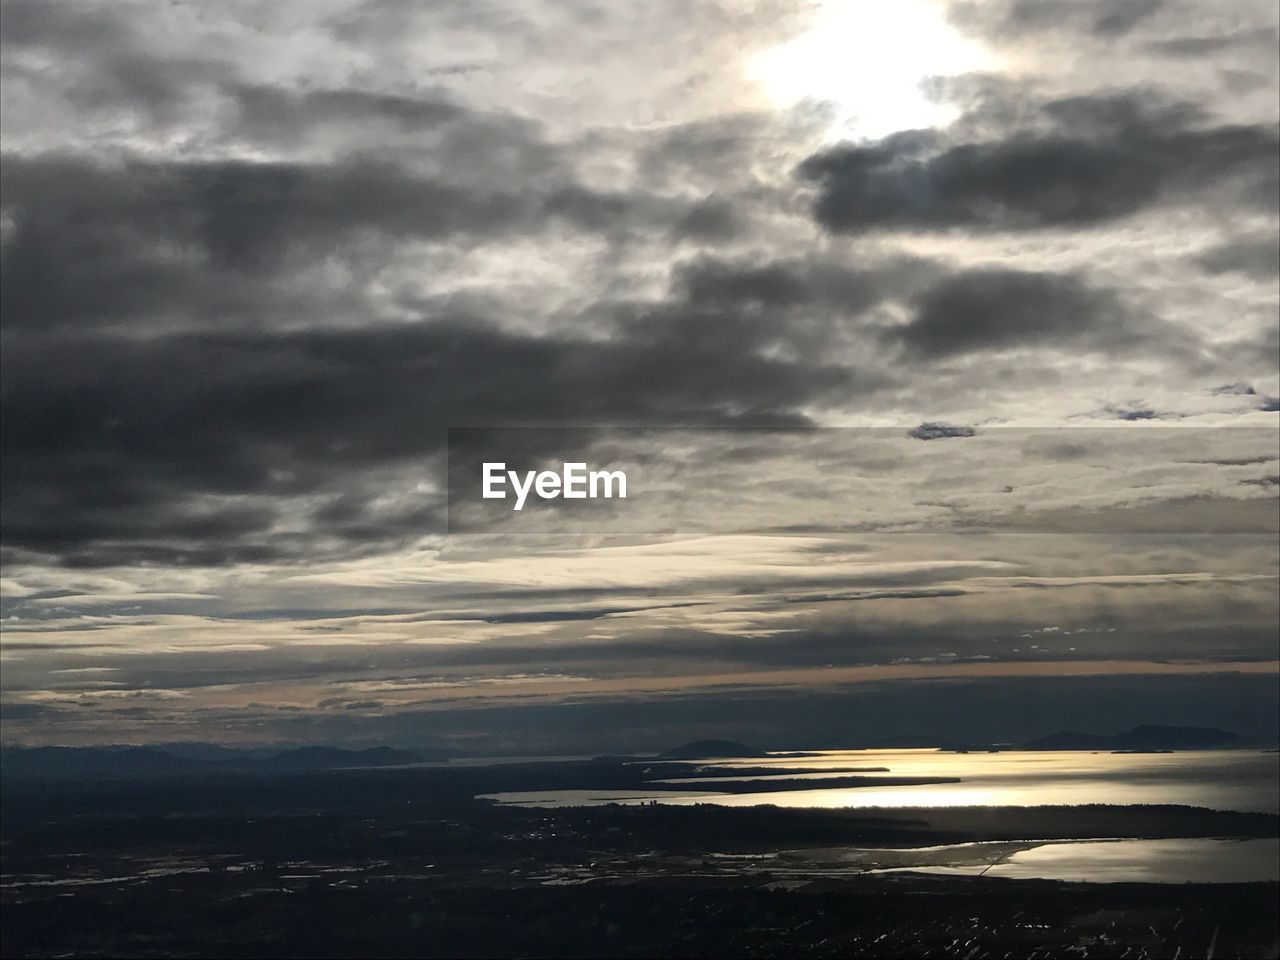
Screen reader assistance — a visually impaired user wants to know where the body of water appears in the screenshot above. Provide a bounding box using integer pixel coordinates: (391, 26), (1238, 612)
(480, 748), (1280, 813)
(893, 838), (1280, 884)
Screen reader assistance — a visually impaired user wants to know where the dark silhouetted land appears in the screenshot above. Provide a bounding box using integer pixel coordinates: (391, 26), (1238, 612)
(3, 753), (1278, 957)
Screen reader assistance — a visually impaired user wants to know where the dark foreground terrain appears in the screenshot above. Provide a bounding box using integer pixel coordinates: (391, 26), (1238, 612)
(7, 869), (1278, 959)
(3, 762), (1278, 958)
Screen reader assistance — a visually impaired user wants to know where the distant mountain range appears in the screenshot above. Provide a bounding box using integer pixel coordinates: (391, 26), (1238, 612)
(0, 744), (451, 780)
(1020, 724), (1245, 751)
(2, 725), (1254, 780)
(655, 726), (1255, 757)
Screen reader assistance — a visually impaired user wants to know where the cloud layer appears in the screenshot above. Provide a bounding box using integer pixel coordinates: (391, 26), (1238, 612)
(1, 0), (1276, 747)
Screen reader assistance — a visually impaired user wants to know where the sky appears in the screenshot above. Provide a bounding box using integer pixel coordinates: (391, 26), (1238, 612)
(1, 0), (1277, 751)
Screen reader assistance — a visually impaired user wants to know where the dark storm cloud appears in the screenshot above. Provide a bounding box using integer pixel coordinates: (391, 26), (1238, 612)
(0, 144), (775, 332)
(0, 226), (1230, 565)
(0, 103), (930, 569)
(0, 307), (863, 565)
(603, 253), (939, 366)
(798, 92), (1278, 233)
(0, 154), (556, 329)
(895, 269), (1168, 358)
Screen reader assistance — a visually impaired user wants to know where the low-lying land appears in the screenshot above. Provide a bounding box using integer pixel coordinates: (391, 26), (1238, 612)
(3, 760), (1278, 957)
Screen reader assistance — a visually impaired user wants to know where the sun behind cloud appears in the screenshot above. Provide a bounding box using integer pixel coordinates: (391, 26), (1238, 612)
(749, 0), (991, 140)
